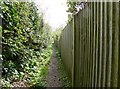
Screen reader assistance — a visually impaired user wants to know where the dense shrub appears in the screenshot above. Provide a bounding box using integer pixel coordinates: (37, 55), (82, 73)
(1, 0), (52, 87)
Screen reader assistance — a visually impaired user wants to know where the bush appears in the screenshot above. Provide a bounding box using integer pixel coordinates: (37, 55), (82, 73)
(1, 1), (52, 87)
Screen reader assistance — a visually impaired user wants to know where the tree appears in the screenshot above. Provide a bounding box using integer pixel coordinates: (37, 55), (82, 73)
(66, 0), (87, 21)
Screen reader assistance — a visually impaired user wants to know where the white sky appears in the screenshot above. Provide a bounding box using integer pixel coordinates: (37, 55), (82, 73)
(33, 0), (68, 31)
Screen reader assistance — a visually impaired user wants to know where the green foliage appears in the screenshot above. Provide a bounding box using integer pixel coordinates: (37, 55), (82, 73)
(54, 27), (62, 41)
(2, 44), (52, 87)
(27, 45), (52, 87)
(1, 1), (52, 87)
(66, 0), (87, 17)
(53, 27), (62, 48)
(2, 1), (38, 61)
(66, 1), (79, 15)
(56, 48), (72, 87)
(1, 78), (13, 87)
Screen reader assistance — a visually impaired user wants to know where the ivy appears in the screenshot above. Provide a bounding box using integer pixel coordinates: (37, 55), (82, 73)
(1, 1), (52, 87)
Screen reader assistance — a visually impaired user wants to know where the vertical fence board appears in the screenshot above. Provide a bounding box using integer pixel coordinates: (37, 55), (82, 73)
(106, 2), (113, 87)
(90, 2), (94, 87)
(86, 3), (89, 87)
(74, 13), (80, 87)
(84, 6), (86, 87)
(79, 12), (82, 87)
(98, 1), (103, 87)
(92, 2), (96, 87)
(88, 2), (91, 87)
(118, 2), (120, 88)
(101, 1), (107, 87)
(94, 2), (100, 87)
(111, 2), (119, 87)
(81, 9), (84, 87)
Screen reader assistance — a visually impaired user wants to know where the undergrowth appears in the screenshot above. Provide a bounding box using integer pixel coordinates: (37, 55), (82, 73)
(55, 47), (72, 87)
(1, 44), (52, 88)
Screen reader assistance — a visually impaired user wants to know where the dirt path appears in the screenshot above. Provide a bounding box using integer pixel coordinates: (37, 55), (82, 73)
(46, 47), (62, 87)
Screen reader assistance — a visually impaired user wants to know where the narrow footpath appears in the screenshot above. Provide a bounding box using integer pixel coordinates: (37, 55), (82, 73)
(46, 47), (62, 87)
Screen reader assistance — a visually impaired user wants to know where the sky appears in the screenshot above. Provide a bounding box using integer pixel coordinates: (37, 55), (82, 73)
(33, 0), (68, 31)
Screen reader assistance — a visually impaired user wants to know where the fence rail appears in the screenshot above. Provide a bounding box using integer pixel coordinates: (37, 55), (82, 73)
(55, 2), (120, 87)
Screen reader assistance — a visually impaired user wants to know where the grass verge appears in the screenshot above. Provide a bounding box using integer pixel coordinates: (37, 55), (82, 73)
(55, 47), (72, 87)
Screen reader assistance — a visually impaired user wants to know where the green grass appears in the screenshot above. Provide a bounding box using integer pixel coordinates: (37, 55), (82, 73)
(56, 48), (72, 87)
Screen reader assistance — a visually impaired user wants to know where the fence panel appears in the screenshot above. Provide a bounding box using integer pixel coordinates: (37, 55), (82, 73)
(55, 2), (120, 87)
(58, 21), (73, 82)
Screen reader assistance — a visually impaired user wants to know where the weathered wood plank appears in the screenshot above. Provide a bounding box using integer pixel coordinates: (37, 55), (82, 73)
(106, 2), (113, 87)
(111, 2), (119, 87)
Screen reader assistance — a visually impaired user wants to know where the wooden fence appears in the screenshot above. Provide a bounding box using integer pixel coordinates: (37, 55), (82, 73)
(55, 2), (120, 87)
